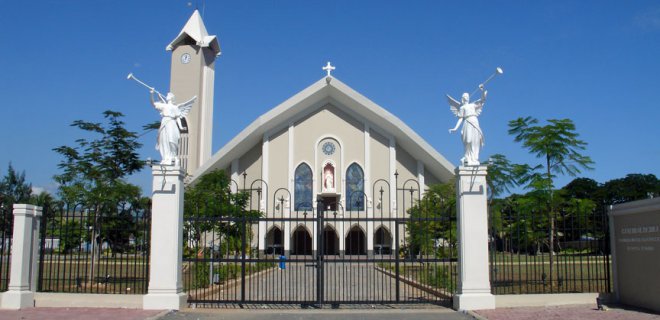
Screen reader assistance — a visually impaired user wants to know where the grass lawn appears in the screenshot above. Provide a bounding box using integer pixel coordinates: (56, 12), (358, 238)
(38, 254), (149, 294)
(490, 252), (612, 294)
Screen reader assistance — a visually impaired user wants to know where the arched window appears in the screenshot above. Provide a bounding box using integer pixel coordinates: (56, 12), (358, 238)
(346, 163), (364, 211)
(294, 163), (313, 211)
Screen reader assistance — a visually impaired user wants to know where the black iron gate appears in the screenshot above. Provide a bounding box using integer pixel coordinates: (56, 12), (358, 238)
(183, 178), (455, 307)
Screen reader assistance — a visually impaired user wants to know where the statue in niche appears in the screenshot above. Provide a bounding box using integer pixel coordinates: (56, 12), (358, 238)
(448, 85), (487, 166)
(323, 163), (335, 192)
(150, 89), (196, 165)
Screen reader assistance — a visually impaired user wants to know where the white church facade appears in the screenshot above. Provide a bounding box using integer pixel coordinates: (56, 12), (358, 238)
(190, 75), (455, 256)
(170, 11), (456, 256)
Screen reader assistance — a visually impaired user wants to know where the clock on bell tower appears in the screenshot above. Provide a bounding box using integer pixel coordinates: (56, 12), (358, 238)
(166, 10), (221, 177)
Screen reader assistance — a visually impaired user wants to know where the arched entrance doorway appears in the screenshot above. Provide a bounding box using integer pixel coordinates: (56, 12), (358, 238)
(374, 226), (393, 255)
(291, 225), (312, 255)
(323, 225), (339, 255)
(265, 226), (283, 255)
(345, 225), (366, 255)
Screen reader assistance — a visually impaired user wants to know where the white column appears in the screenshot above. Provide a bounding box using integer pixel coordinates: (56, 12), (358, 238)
(231, 159), (239, 194)
(453, 166), (495, 311)
(143, 165), (186, 310)
(388, 137), (396, 214)
(417, 160), (425, 193)
(365, 123), (373, 254)
(1, 204), (42, 309)
(259, 135), (269, 253)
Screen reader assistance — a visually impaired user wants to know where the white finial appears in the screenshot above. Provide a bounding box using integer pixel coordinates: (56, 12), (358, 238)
(323, 62), (335, 77)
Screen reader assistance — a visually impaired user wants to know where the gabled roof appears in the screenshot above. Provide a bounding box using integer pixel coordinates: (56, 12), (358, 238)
(167, 10), (221, 55)
(191, 76), (455, 184)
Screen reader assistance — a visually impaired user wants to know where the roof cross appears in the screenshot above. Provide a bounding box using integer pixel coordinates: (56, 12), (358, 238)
(322, 62), (335, 77)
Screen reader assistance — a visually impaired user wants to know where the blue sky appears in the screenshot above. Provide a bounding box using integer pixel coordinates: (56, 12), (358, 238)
(1, 1), (659, 196)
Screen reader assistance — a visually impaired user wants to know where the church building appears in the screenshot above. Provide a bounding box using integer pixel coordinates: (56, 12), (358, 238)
(169, 11), (456, 256)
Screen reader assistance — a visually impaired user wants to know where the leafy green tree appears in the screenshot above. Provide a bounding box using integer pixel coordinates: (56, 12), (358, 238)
(0, 163), (32, 206)
(600, 174), (660, 204)
(57, 219), (85, 254)
(0, 164), (34, 234)
(406, 182), (456, 258)
(508, 117), (594, 277)
(486, 154), (518, 201)
(52, 110), (145, 279)
(53, 110), (144, 206)
(184, 169), (262, 257)
(562, 178), (600, 200)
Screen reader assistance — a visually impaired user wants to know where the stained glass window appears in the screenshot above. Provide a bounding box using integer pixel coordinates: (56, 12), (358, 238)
(294, 163), (313, 211)
(346, 163), (365, 211)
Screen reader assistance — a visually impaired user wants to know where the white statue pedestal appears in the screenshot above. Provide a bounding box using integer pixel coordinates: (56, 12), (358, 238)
(1, 204), (41, 309)
(453, 166), (495, 311)
(143, 165), (187, 310)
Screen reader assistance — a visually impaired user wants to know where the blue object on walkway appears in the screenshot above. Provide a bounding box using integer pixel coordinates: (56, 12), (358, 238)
(279, 255), (286, 270)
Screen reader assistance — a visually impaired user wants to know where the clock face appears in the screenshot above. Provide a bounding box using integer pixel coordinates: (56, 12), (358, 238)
(181, 53), (191, 64)
(322, 142), (336, 156)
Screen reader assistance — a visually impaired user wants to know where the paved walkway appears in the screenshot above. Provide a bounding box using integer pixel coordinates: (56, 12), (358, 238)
(189, 263), (448, 304)
(160, 308), (472, 320)
(474, 304), (660, 320)
(0, 308), (163, 320)
(0, 304), (658, 320)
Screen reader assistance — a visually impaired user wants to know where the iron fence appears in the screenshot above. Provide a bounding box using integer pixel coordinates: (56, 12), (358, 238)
(489, 204), (611, 294)
(0, 199), (13, 292)
(37, 203), (151, 294)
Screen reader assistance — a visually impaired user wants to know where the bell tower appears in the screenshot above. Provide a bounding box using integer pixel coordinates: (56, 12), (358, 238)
(166, 10), (221, 176)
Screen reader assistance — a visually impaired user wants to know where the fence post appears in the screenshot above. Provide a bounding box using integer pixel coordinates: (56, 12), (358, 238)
(453, 166), (495, 310)
(143, 165), (186, 310)
(1, 204), (42, 309)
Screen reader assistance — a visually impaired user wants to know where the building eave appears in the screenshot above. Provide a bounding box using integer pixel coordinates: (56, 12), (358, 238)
(190, 76), (455, 186)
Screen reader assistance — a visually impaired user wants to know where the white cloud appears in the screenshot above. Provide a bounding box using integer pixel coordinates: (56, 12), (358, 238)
(31, 183), (58, 196)
(634, 7), (660, 31)
(31, 186), (46, 195)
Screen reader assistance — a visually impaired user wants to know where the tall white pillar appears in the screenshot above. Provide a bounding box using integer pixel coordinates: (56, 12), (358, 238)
(1, 204), (42, 309)
(453, 166), (495, 310)
(143, 165), (186, 310)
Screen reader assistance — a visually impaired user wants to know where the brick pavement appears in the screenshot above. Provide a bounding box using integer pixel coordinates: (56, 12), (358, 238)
(474, 304), (660, 320)
(0, 308), (165, 320)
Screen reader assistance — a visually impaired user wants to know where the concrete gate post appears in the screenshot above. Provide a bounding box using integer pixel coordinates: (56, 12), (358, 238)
(1, 204), (42, 309)
(143, 165), (186, 310)
(453, 166), (495, 310)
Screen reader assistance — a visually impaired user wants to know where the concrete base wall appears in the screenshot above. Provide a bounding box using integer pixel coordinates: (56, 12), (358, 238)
(34, 293), (143, 309)
(30, 292), (601, 309)
(1, 291), (35, 309)
(495, 293), (600, 308)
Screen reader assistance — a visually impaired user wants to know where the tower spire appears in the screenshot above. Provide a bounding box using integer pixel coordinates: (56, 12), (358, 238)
(167, 9), (221, 56)
(167, 9), (220, 177)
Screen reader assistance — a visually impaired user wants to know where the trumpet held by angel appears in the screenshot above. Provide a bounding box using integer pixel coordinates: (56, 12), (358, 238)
(447, 85), (487, 166)
(150, 90), (196, 165)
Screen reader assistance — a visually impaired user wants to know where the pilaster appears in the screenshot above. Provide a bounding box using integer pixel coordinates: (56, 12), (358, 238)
(453, 166), (495, 310)
(1, 204), (42, 309)
(143, 165), (186, 310)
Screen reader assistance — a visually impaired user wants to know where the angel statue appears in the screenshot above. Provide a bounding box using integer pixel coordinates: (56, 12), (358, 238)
(448, 85), (487, 166)
(150, 90), (196, 165)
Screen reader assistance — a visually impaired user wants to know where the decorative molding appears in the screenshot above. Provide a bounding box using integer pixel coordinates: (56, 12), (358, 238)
(288, 123), (294, 211)
(262, 134), (269, 211)
(231, 159), (239, 193)
(389, 137), (396, 214)
(364, 123), (372, 210)
(417, 160), (425, 193)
